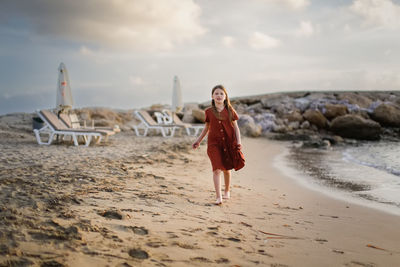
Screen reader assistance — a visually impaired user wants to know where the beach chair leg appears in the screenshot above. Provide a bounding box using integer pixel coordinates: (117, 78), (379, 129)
(45, 133), (55, 145)
(133, 126), (140, 136)
(34, 129), (43, 145)
(165, 127), (176, 137)
(171, 127), (177, 137)
(34, 129), (53, 145)
(85, 135), (92, 146)
(185, 128), (192, 136)
(160, 128), (167, 137)
(72, 134), (79, 146)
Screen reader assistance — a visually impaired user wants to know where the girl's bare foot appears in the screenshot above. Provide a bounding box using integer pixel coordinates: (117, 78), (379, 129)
(215, 197), (223, 205)
(223, 191), (230, 199)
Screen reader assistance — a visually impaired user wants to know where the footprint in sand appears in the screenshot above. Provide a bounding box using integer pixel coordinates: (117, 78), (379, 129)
(128, 248), (149, 259)
(128, 226), (148, 235)
(345, 261), (376, 267)
(227, 237), (241, 242)
(146, 241), (165, 248)
(171, 241), (198, 249)
(98, 209), (124, 220)
(258, 249), (274, 258)
(40, 260), (66, 267)
(166, 232), (179, 238)
(215, 258), (230, 264)
(190, 257), (212, 263)
(207, 231), (218, 236)
(3, 258), (34, 266)
(315, 238), (328, 244)
(270, 263), (289, 267)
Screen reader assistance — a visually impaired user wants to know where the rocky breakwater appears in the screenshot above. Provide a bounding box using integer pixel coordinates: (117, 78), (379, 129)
(187, 91), (400, 148)
(73, 107), (136, 131)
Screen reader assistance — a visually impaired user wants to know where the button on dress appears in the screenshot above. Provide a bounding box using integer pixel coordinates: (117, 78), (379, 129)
(205, 107), (239, 171)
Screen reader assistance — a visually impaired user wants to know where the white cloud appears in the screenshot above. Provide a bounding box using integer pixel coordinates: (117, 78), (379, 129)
(0, 0), (206, 52)
(295, 21), (314, 37)
(221, 36), (235, 48)
(249, 32), (281, 50)
(350, 0), (400, 29)
(284, 0), (310, 9)
(344, 24), (352, 33)
(262, 0), (310, 9)
(129, 75), (145, 86)
(79, 46), (94, 56)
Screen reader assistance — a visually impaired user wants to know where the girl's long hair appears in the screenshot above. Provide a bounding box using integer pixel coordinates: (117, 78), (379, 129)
(211, 85), (234, 121)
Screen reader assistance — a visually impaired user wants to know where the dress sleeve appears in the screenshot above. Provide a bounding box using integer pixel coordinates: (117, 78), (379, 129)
(205, 109), (210, 123)
(232, 108), (239, 121)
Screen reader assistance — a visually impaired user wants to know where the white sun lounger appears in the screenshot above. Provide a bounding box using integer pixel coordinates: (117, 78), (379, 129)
(59, 113), (120, 133)
(34, 110), (114, 146)
(132, 110), (179, 137)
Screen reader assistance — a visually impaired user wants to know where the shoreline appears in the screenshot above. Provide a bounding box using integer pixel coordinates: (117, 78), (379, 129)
(238, 138), (400, 266)
(274, 143), (400, 217)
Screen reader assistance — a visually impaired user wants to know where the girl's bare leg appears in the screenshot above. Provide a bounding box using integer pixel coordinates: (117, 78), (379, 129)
(223, 170), (231, 199)
(213, 169), (222, 204)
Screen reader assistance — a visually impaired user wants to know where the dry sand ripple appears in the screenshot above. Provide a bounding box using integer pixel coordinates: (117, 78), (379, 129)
(2, 131), (276, 266)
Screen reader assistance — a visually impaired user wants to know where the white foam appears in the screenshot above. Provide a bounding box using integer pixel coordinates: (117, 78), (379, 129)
(273, 146), (400, 217)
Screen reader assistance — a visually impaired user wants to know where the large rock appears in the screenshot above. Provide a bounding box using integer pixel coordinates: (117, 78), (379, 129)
(337, 93), (372, 108)
(283, 110), (303, 123)
(371, 103), (400, 127)
(253, 113), (276, 132)
(75, 108), (134, 128)
(233, 103), (248, 114)
(303, 109), (328, 129)
(192, 109), (206, 123)
(293, 97), (311, 112)
(324, 104), (348, 120)
(182, 103), (200, 123)
(260, 95), (294, 115)
(330, 114), (381, 140)
(237, 115), (262, 137)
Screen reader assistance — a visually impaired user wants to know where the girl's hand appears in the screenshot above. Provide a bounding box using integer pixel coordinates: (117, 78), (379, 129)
(192, 141), (200, 149)
(237, 143), (242, 150)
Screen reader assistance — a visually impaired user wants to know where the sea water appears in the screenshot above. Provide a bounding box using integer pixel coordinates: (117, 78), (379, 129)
(276, 141), (400, 216)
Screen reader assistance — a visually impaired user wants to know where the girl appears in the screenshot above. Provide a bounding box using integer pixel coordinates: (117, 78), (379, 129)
(192, 85), (242, 205)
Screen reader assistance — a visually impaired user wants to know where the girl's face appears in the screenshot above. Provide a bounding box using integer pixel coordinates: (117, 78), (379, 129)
(212, 88), (226, 104)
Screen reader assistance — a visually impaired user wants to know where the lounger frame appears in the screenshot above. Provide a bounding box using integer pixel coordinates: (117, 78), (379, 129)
(162, 110), (204, 136)
(132, 110), (179, 137)
(33, 110), (109, 146)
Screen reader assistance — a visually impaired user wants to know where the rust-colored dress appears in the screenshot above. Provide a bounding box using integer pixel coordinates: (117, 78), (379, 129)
(205, 107), (239, 171)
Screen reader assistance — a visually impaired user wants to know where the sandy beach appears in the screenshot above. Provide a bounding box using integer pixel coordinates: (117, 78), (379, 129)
(1, 122), (400, 267)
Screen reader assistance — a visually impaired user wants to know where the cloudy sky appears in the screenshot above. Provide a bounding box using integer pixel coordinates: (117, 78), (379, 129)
(1, 0), (400, 114)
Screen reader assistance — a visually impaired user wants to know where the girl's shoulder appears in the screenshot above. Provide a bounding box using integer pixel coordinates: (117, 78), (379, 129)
(204, 107), (214, 122)
(205, 107), (213, 113)
(205, 107), (215, 116)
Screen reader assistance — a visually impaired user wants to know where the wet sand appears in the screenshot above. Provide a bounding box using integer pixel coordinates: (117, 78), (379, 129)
(1, 127), (400, 266)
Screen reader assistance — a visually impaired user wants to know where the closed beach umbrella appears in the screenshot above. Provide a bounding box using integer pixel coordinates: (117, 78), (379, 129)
(172, 75), (183, 113)
(56, 62), (73, 112)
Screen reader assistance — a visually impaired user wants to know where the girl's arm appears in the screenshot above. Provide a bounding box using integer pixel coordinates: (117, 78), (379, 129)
(192, 122), (209, 149)
(232, 121), (242, 149)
